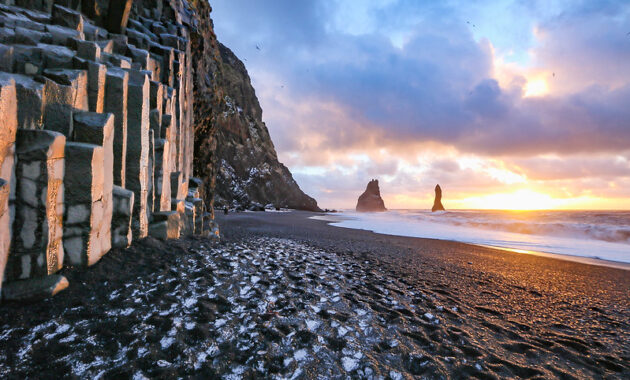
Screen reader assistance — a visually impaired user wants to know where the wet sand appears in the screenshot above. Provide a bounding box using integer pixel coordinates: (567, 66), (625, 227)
(0, 210), (627, 378)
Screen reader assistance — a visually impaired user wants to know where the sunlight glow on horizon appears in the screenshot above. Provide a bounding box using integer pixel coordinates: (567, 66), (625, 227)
(383, 191), (630, 211)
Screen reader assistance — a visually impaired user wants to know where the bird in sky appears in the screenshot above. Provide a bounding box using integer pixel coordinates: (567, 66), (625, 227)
(256, 45), (261, 50)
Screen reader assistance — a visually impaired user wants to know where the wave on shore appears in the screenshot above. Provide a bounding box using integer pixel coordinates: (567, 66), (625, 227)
(320, 210), (630, 265)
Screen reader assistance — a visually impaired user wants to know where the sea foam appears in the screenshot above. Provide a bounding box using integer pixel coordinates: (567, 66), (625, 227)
(319, 210), (630, 265)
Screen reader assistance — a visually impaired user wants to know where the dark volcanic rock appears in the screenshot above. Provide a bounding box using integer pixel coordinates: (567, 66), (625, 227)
(432, 184), (445, 212)
(356, 179), (387, 212)
(201, 43), (320, 211)
(182, 3), (319, 213)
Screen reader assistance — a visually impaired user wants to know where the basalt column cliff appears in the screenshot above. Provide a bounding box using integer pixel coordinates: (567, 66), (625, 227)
(0, 0), (219, 300)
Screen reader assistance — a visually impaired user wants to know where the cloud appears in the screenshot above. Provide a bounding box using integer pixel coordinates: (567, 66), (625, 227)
(211, 0), (630, 208)
(510, 155), (630, 181)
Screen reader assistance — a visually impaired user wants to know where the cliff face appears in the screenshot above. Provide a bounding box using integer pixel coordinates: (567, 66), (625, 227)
(0, 0), (214, 300)
(189, 0), (223, 217)
(207, 43), (320, 211)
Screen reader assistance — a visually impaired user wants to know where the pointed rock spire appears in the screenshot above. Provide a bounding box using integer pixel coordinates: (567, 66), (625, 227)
(432, 184), (445, 212)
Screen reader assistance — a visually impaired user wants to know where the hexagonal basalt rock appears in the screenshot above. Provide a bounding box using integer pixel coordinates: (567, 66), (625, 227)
(6, 129), (65, 282)
(104, 67), (128, 187)
(72, 112), (115, 256)
(51, 4), (84, 33)
(124, 69), (150, 240)
(63, 142), (106, 267)
(11, 73), (45, 130)
(0, 74), (17, 299)
(0, 178), (10, 290)
(1, 274), (68, 302)
(112, 184), (133, 248)
(153, 138), (171, 211)
(41, 69), (89, 136)
(149, 210), (180, 240)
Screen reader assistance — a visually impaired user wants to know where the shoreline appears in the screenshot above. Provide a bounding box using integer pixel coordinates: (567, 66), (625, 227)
(477, 244), (630, 271)
(311, 212), (630, 270)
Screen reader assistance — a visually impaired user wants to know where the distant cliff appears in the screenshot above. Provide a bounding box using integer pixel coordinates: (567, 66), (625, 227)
(204, 43), (320, 211)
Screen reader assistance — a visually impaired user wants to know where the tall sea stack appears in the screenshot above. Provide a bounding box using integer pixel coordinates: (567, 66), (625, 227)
(432, 184), (445, 212)
(356, 179), (387, 212)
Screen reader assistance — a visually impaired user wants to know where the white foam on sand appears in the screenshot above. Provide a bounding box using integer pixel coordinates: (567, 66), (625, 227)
(319, 211), (630, 267)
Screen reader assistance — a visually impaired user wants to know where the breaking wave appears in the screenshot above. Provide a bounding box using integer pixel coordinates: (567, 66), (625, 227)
(325, 210), (630, 265)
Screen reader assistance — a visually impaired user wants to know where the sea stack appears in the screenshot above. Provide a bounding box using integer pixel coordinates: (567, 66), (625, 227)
(356, 179), (387, 212)
(432, 184), (445, 212)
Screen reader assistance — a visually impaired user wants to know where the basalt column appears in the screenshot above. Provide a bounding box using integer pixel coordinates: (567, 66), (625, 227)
(104, 67), (128, 187)
(63, 142), (105, 267)
(6, 129), (65, 281)
(0, 75), (18, 298)
(72, 112), (115, 256)
(124, 69), (150, 239)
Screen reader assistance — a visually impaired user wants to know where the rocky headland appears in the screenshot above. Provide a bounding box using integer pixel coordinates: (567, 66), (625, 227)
(210, 43), (320, 212)
(356, 179), (387, 212)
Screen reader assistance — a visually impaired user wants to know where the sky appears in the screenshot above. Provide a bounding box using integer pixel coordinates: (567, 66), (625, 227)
(210, 0), (630, 210)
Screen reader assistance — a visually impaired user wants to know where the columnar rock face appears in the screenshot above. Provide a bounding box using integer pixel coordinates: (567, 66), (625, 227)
(187, 177), (204, 234)
(0, 0), (210, 300)
(0, 179), (10, 296)
(63, 142), (105, 267)
(153, 137), (171, 211)
(149, 210), (179, 240)
(0, 74), (17, 296)
(72, 111), (114, 255)
(432, 184), (445, 212)
(6, 129), (65, 281)
(111, 185), (133, 248)
(356, 179), (387, 212)
(124, 69), (150, 239)
(0, 0), (314, 300)
(104, 67), (128, 187)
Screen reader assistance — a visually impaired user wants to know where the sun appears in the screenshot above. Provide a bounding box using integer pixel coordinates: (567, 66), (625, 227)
(523, 78), (549, 97)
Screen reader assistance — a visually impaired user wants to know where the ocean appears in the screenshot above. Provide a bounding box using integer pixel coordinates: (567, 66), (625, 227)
(319, 210), (630, 265)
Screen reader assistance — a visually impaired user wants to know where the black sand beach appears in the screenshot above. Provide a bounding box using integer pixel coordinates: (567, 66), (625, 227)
(1, 211), (629, 379)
